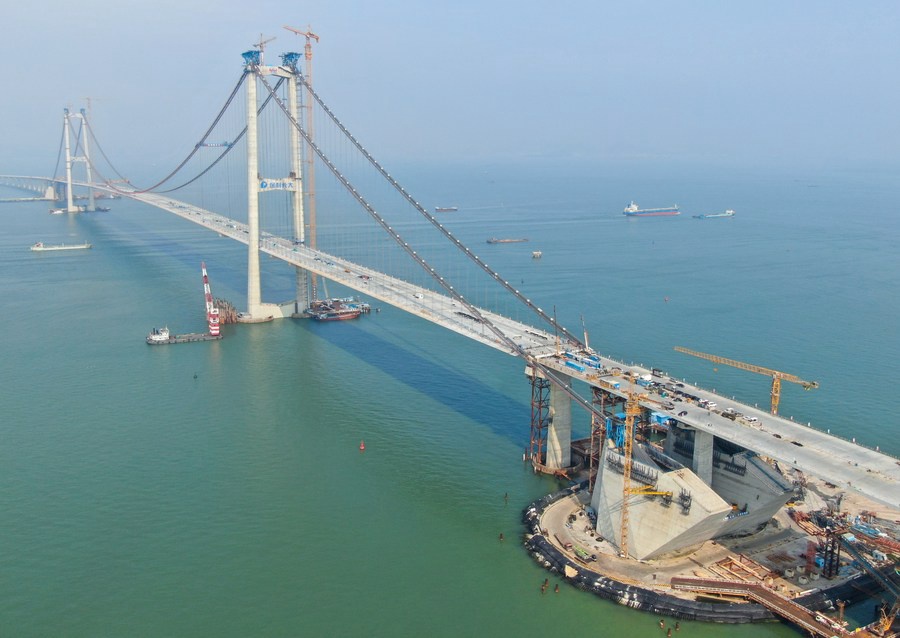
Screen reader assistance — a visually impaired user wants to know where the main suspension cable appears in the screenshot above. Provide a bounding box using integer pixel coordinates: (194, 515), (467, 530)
(92, 72), (249, 195)
(294, 70), (585, 349)
(51, 122), (64, 180)
(257, 69), (601, 421)
(82, 117), (129, 183)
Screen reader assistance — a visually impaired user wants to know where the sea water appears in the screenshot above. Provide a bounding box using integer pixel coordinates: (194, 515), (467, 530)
(1, 160), (897, 636)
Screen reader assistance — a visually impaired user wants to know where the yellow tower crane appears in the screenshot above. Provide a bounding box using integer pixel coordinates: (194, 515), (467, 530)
(674, 346), (819, 415)
(618, 388), (672, 559)
(619, 389), (640, 559)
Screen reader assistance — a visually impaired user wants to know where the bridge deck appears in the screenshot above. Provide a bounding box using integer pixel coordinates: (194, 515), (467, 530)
(39, 183), (900, 510)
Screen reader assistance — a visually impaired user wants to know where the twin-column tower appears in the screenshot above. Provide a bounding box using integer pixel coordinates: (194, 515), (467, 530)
(240, 49), (310, 322)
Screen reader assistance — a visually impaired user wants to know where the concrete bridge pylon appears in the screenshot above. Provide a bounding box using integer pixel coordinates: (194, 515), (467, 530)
(239, 50), (310, 323)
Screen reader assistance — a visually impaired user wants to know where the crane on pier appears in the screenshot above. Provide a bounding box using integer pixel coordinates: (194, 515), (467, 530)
(201, 262), (220, 337)
(252, 34), (276, 64)
(674, 346), (818, 415)
(619, 389), (640, 558)
(283, 25), (319, 63)
(283, 24), (320, 300)
(618, 386), (674, 558)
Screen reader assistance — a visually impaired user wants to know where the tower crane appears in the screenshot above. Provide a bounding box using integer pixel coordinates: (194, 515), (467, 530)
(283, 25), (319, 63)
(619, 388), (640, 558)
(252, 34), (276, 65)
(617, 388), (671, 557)
(283, 25), (320, 299)
(674, 346), (818, 415)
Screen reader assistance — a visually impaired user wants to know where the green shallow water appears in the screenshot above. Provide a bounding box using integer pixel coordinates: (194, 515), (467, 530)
(1, 161), (896, 636)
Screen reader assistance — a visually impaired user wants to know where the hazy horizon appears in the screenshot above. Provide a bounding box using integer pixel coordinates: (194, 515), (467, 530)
(3, 1), (898, 178)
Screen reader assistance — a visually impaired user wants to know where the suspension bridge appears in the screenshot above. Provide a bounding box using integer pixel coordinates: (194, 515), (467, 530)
(3, 45), (897, 536)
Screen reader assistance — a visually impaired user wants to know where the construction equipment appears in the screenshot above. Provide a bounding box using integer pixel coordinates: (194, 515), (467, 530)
(878, 599), (899, 635)
(674, 346), (819, 415)
(283, 25), (320, 299)
(283, 25), (319, 62)
(619, 387), (674, 558)
(201, 262), (220, 337)
(619, 389), (643, 558)
(252, 34), (276, 64)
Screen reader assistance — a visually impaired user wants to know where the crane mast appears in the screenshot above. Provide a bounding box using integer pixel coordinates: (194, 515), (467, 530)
(284, 24), (320, 300)
(619, 389), (642, 559)
(252, 33), (276, 65)
(674, 346), (818, 415)
(201, 262), (220, 336)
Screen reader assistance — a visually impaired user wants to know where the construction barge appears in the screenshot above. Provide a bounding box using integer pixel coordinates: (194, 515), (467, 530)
(146, 263), (225, 345)
(146, 327), (222, 345)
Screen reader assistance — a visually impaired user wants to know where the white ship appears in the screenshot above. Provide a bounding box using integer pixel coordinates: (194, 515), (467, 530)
(30, 242), (92, 252)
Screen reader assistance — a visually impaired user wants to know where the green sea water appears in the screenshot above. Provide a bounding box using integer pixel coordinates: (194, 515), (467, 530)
(1, 160), (897, 636)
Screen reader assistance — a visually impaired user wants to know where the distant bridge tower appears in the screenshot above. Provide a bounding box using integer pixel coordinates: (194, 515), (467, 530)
(62, 109), (76, 212)
(239, 48), (308, 322)
(60, 108), (97, 212)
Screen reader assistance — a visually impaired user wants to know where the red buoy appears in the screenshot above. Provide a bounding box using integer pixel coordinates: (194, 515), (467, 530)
(359, 440), (366, 452)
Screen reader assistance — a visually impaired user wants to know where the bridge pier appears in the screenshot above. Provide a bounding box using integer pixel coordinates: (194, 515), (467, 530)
(545, 379), (573, 469)
(526, 366), (575, 473)
(665, 423), (714, 486)
(691, 427), (714, 485)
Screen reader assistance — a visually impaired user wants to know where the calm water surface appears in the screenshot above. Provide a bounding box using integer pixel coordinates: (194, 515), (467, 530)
(1, 160), (896, 636)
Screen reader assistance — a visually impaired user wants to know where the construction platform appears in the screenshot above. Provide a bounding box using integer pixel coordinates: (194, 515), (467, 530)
(524, 474), (899, 636)
(146, 333), (222, 345)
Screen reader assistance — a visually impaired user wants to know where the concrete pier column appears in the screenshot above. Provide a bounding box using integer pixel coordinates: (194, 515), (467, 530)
(692, 427), (714, 486)
(246, 68), (263, 318)
(545, 378), (573, 469)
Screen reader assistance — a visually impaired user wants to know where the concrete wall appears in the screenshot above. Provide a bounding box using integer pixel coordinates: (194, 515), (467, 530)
(591, 440), (733, 560)
(713, 455), (793, 537)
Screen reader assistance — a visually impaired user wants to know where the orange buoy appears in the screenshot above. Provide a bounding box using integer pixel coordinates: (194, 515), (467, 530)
(359, 440), (366, 452)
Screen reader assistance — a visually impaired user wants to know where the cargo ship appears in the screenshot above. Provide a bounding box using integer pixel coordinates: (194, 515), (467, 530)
(30, 241), (92, 252)
(693, 209), (735, 219)
(434, 206), (458, 213)
(487, 238), (528, 244)
(623, 202), (680, 217)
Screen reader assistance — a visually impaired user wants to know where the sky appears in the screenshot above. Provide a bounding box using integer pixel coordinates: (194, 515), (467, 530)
(2, 0), (898, 177)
